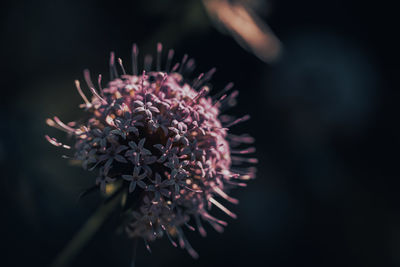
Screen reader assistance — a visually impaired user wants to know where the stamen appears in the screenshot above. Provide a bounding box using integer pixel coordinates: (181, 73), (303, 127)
(74, 80), (90, 106)
(184, 185), (203, 193)
(203, 67), (216, 82)
(156, 43), (162, 71)
(209, 197), (237, 219)
(46, 118), (70, 133)
(213, 94), (227, 107)
(177, 229), (185, 249)
(224, 115), (250, 128)
(231, 166), (256, 176)
(89, 87), (107, 104)
(231, 147), (256, 154)
(195, 215), (207, 237)
(232, 156), (258, 164)
(143, 239), (151, 253)
(161, 225), (177, 247)
(171, 63), (180, 72)
(228, 133), (255, 144)
(225, 180), (247, 187)
(202, 212), (228, 226)
(178, 54), (188, 73)
(165, 49), (174, 72)
(192, 73), (204, 89)
(141, 71), (147, 96)
(185, 58), (196, 74)
(184, 222), (195, 231)
(213, 82), (234, 100)
(144, 55), (152, 72)
(132, 43), (139, 75)
(191, 86), (210, 103)
(109, 52), (118, 80)
(45, 135), (62, 147)
(118, 58), (127, 75)
(46, 118), (56, 127)
(45, 135), (70, 149)
(207, 220), (224, 233)
(236, 174), (254, 180)
(213, 187), (239, 204)
(97, 74), (103, 95)
(53, 116), (76, 133)
(183, 235), (199, 259)
(192, 67), (216, 89)
(83, 69), (95, 89)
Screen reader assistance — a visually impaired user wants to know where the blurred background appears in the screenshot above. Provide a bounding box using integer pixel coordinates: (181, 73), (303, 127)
(1, 0), (399, 266)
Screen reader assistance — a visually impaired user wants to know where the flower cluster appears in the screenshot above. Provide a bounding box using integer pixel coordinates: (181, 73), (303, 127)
(46, 43), (256, 258)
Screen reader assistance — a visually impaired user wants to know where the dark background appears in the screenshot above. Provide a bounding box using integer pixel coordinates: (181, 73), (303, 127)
(1, 0), (399, 266)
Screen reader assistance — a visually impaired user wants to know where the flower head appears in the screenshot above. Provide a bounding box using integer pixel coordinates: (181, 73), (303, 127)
(46, 43), (257, 258)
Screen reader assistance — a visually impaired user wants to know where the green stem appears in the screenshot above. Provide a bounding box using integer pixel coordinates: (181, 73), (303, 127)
(51, 191), (123, 267)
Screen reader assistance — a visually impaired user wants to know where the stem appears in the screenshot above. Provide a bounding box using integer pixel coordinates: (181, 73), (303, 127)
(51, 191), (123, 267)
(130, 238), (139, 267)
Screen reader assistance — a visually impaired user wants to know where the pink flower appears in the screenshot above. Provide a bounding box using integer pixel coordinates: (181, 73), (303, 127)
(46, 43), (256, 258)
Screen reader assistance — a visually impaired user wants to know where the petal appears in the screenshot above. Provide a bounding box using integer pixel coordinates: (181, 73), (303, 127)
(138, 138), (146, 148)
(110, 129), (122, 136)
(181, 137), (189, 146)
(144, 156), (157, 164)
(105, 158), (113, 170)
(143, 165), (152, 176)
(142, 148), (152, 156)
(133, 100), (144, 107)
(133, 166), (141, 176)
(155, 173), (161, 184)
(128, 127), (139, 136)
(170, 128), (179, 134)
(166, 138), (172, 149)
(153, 144), (164, 151)
(100, 181), (106, 193)
(105, 177), (115, 182)
(124, 150), (133, 157)
(100, 138), (107, 148)
(122, 175), (133, 181)
(138, 180), (147, 189)
(181, 147), (190, 154)
(157, 155), (166, 163)
(129, 181), (137, 193)
(132, 114), (143, 121)
(145, 110), (152, 118)
(160, 189), (170, 197)
(114, 155), (128, 163)
(128, 141), (138, 150)
(171, 169), (178, 178)
(162, 179), (175, 186)
(149, 106), (160, 113)
(181, 160), (189, 167)
(134, 154), (140, 165)
(154, 191), (161, 202)
(98, 154), (108, 162)
(116, 145), (129, 153)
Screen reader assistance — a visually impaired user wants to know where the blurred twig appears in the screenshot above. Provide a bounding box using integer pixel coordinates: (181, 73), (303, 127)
(202, 0), (281, 62)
